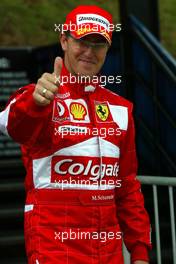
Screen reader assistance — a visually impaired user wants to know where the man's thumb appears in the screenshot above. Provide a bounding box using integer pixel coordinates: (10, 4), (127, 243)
(53, 56), (63, 77)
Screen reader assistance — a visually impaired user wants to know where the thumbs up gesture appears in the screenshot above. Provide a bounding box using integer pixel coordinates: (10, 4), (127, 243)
(33, 57), (63, 106)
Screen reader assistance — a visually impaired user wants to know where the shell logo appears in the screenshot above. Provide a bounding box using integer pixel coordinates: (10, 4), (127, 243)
(70, 102), (87, 120)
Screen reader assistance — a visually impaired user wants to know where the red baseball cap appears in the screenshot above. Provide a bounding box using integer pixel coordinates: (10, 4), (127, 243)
(63, 5), (113, 44)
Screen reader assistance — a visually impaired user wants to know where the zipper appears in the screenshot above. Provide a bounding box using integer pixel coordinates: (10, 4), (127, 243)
(87, 92), (102, 188)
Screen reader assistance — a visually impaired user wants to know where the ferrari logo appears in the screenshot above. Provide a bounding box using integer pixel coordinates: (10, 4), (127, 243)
(96, 103), (109, 121)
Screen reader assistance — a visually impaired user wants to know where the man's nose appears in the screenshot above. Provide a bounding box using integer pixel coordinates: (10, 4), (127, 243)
(83, 46), (94, 56)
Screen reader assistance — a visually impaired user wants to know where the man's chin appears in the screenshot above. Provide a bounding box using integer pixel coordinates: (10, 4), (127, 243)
(78, 74), (97, 84)
(76, 69), (97, 78)
(76, 63), (98, 77)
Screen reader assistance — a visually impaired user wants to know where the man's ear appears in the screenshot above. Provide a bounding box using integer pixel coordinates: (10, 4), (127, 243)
(60, 33), (68, 52)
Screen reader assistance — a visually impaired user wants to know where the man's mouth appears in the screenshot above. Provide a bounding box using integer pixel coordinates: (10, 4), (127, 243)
(79, 59), (96, 65)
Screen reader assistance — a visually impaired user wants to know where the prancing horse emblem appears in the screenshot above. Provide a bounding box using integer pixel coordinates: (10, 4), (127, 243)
(96, 103), (109, 121)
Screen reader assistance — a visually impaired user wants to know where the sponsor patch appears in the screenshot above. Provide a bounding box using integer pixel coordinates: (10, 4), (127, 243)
(77, 14), (110, 31)
(54, 125), (88, 136)
(52, 99), (70, 123)
(70, 102), (87, 120)
(65, 99), (90, 123)
(55, 92), (70, 99)
(95, 101), (113, 122)
(52, 98), (90, 123)
(51, 156), (119, 183)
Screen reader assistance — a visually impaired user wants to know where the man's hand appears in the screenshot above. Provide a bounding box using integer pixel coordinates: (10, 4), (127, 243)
(33, 56), (62, 106)
(133, 261), (149, 264)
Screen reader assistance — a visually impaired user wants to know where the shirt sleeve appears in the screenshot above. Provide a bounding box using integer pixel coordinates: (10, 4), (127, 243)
(115, 103), (152, 262)
(0, 84), (52, 145)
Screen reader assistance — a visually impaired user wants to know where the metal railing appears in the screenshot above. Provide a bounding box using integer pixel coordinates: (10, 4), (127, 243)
(129, 16), (176, 177)
(123, 176), (176, 264)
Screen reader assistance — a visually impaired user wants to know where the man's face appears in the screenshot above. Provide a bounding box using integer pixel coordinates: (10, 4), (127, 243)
(60, 33), (109, 78)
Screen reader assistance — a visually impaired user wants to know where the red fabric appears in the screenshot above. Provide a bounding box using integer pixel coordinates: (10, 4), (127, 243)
(25, 189), (124, 263)
(1, 63), (152, 263)
(131, 243), (149, 263)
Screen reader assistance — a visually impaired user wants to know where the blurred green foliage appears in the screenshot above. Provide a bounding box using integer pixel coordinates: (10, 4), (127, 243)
(159, 0), (176, 57)
(0, 0), (175, 57)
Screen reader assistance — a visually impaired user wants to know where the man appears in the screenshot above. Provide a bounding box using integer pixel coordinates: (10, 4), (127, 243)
(0, 5), (151, 264)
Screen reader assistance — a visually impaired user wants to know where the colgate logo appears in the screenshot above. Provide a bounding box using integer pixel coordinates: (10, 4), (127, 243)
(54, 159), (119, 181)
